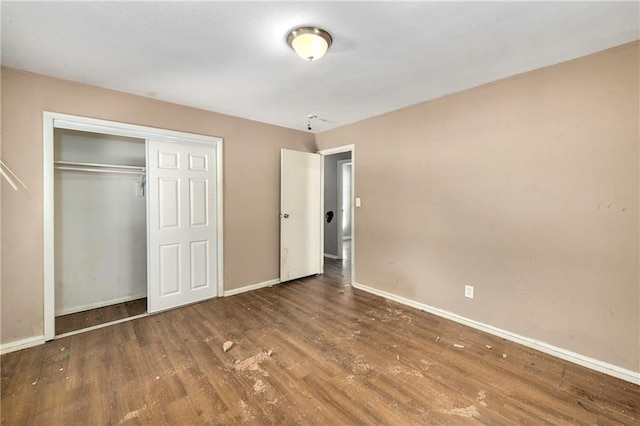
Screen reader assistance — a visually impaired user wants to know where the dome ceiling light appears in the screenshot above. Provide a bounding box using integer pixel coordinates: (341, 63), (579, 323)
(287, 26), (333, 61)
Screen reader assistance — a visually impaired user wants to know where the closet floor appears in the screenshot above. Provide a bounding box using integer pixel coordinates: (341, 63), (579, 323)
(55, 298), (147, 335)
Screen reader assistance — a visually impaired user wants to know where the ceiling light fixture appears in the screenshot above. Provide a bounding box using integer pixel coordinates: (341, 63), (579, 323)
(287, 26), (332, 61)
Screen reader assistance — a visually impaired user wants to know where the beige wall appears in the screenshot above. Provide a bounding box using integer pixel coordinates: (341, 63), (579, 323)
(0, 67), (315, 344)
(317, 42), (639, 372)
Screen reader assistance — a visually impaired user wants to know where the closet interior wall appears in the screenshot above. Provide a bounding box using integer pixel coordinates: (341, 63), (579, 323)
(54, 129), (147, 317)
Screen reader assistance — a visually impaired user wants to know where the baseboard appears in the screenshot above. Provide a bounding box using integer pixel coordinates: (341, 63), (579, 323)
(352, 281), (640, 385)
(1, 335), (46, 355)
(55, 292), (147, 316)
(324, 253), (339, 259)
(223, 278), (281, 297)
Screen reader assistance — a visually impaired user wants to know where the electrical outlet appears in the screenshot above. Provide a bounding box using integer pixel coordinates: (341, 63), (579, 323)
(465, 285), (474, 299)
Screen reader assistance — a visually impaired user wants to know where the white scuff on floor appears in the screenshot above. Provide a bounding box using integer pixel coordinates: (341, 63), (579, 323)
(439, 404), (481, 419)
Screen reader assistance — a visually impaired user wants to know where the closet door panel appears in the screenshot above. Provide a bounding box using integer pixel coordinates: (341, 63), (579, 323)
(189, 153), (207, 171)
(159, 244), (181, 295)
(189, 179), (208, 227)
(159, 178), (180, 229)
(190, 240), (209, 290)
(147, 140), (217, 313)
(158, 151), (180, 169)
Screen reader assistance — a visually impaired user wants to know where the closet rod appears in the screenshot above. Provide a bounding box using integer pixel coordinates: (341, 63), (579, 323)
(54, 160), (146, 171)
(54, 166), (146, 176)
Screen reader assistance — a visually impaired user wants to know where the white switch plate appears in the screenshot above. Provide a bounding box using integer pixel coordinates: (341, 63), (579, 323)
(465, 285), (474, 299)
(355, 197), (361, 207)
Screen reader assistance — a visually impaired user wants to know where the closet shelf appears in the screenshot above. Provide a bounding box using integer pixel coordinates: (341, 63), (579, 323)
(54, 161), (146, 176)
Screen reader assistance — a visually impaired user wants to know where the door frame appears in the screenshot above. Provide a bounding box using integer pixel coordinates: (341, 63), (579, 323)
(43, 112), (224, 340)
(318, 145), (355, 282)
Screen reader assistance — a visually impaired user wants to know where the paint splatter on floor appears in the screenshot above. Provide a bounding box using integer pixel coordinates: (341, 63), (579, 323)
(253, 379), (266, 394)
(439, 404), (481, 419)
(477, 390), (487, 406)
(233, 351), (271, 376)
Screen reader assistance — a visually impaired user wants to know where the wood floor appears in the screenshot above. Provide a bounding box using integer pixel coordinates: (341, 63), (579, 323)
(55, 298), (147, 335)
(2, 253), (638, 424)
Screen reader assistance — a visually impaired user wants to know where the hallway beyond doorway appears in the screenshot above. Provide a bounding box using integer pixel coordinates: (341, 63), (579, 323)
(324, 240), (351, 286)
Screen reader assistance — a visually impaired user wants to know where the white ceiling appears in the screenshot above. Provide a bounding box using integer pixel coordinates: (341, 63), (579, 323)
(2, 1), (638, 133)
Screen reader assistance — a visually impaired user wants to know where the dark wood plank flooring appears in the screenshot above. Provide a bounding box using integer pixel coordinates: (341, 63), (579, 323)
(2, 250), (638, 424)
(55, 297), (147, 335)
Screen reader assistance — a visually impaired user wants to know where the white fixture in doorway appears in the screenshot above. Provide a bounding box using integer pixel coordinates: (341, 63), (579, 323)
(337, 159), (352, 260)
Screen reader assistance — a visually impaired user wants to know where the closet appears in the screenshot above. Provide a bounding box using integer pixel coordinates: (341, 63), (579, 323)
(54, 129), (148, 333)
(45, 113), (223, 338)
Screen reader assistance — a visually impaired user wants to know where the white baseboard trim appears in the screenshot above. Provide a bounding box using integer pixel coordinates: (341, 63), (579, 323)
(1, 335), (46, 355)
(352, 281), (640, 385)
(324, 253), (339, 259)
(224, 278), (281, 297)
(55, 293), (147, 317)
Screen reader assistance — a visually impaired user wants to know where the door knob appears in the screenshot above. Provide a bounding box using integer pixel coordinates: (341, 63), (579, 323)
(283, 213), (290, 218)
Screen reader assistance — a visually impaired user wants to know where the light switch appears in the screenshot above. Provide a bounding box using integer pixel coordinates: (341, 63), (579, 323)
(355, 197), (361, 207)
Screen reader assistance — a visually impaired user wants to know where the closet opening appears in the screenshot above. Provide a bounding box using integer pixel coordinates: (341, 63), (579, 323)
(54, 129), (148, 335)
(43, 112), (225, 340)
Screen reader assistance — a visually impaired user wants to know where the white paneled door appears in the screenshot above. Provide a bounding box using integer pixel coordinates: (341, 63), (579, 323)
(280, 149), (322, 282)
(147, 140), (218, 313)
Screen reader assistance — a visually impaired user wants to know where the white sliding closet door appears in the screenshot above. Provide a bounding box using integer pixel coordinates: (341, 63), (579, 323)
(147, 140), (218, 313)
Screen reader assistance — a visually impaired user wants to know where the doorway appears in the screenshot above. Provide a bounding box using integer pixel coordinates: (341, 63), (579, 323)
(43, 112), (224, 340)
(53, 129), (148, 335)
(320, 146), (354, 285)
